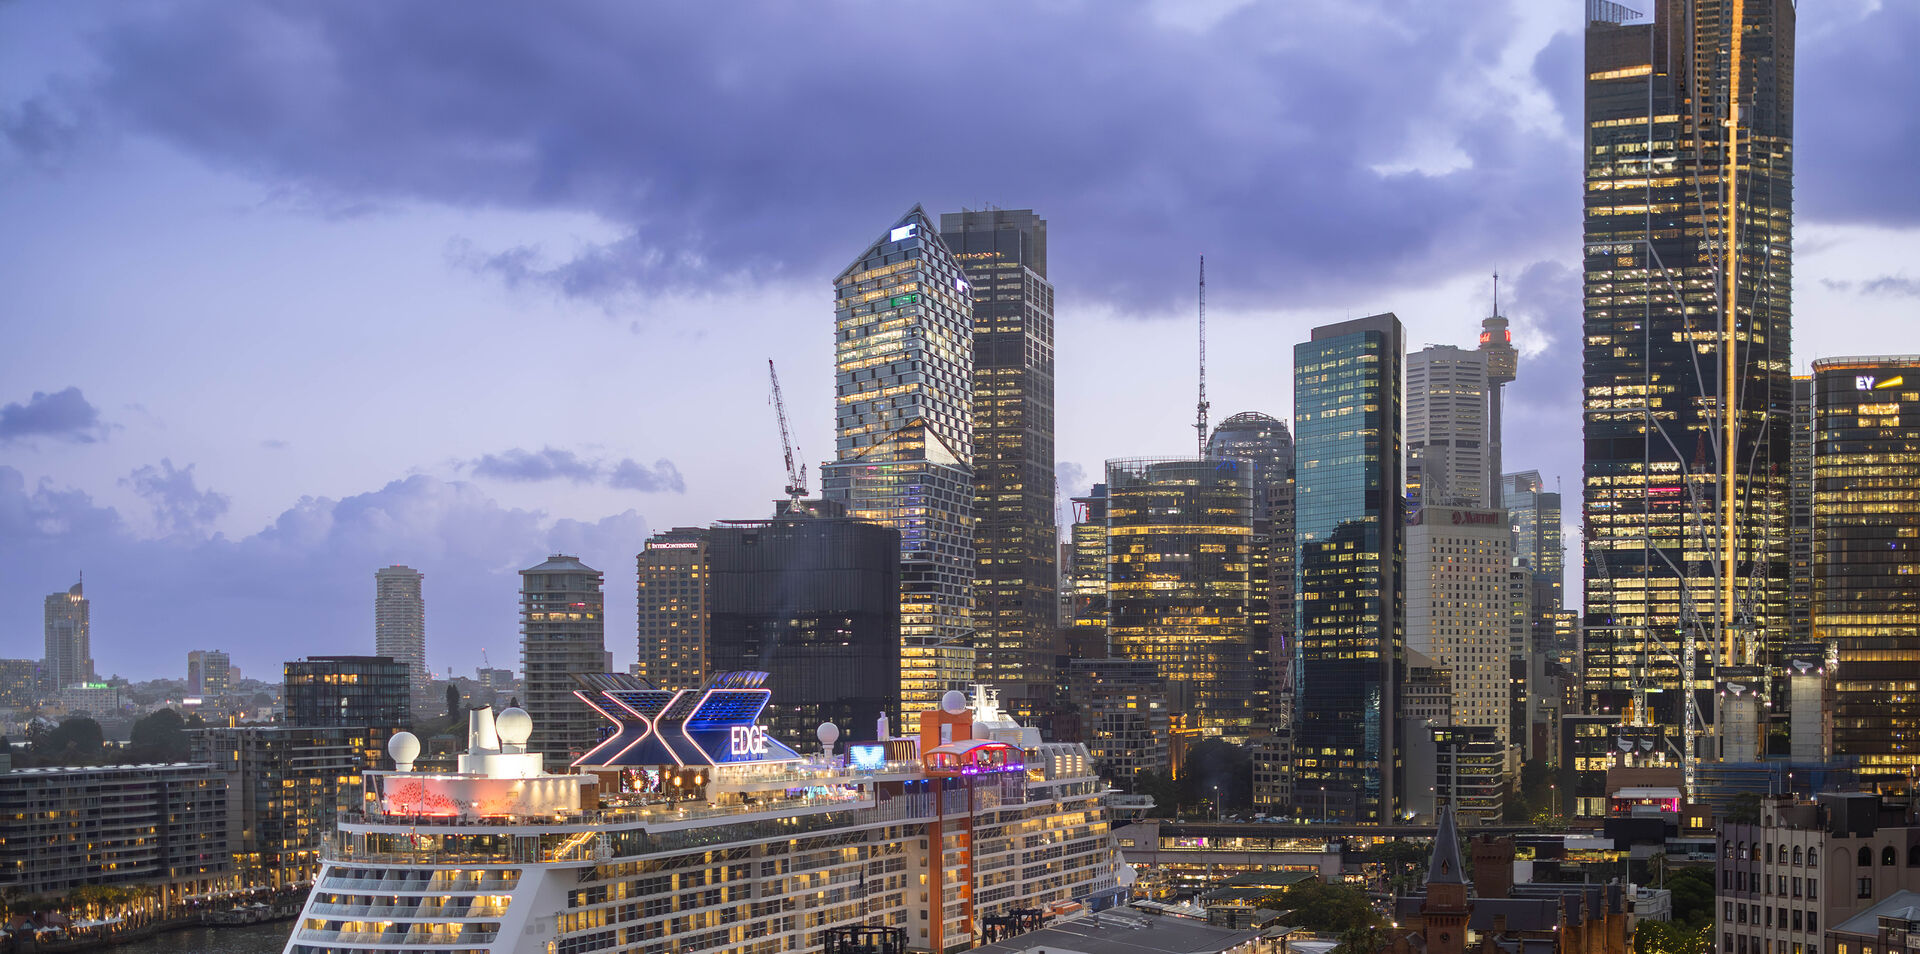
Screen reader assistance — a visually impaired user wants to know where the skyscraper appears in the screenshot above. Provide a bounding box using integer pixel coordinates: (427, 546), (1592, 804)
(821, 206), (976, 717)
(1503, 471), (1567, 659)
(1406, 505), (1515, 752)
(1810, 357), (1920, 785)
(706, 509), (901, 743)
(1292, 313), (1405, 823)
(939, 209), (1057, 704)
(1207, 412), (1297, 726)
(1788, 375), (1815, 643)
(1065, 485), (1110, 648)
(42, 578), (91, 692)
(1405, 346), (1491, 509)
(282, 655), (410, 728)
(1581, 0), (1794, 755)
(374, 566), (427, 709)
(187, 649), (231, 696)
(1105, 457), (1262, 741)
(519, 554), (606, 769)
(635, 528), (711, 690)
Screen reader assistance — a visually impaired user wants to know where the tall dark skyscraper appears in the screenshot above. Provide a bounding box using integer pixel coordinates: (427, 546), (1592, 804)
(1293, 313), (1404, 823)
(939, 209), (1056, 703)
(1788, 374), (1814, 643)
(1207, 412), (1296, 727)
(1105, 457), (1263, 742)
(822, 206), (976, 716)
(1810, 357), (1920, 785)
(1581, 0), (1794, 754)
(707, 510), (902, 743)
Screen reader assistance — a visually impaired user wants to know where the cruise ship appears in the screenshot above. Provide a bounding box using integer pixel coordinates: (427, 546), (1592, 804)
(284, 673), (1127, 954)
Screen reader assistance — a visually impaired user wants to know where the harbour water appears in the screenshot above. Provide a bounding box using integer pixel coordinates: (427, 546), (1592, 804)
(90, 921), (291, 954)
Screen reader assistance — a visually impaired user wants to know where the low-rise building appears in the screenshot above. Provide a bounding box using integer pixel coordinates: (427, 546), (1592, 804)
(1068, 658), (1173, 782)
(1825, 889), (1920, 954)
(1718, 794), (1920, 954)
(0, 762), (234, 904)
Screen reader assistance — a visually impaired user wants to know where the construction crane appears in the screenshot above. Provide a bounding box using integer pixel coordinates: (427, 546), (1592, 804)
(1195, 255), (1210, 457)
(768, 359), (807, 504)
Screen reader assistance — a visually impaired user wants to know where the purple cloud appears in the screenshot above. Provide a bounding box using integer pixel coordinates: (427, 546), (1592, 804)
(466, 446), (685, 493)
(23, 1), (1587, 312)
(0, 387), (109, 444)
(123, 458), (230, 536)
(0, 466), (649, 682)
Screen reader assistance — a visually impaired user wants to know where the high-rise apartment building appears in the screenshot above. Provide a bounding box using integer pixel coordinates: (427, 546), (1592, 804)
(1406, 346), (1492, 509)
(187, 649), (231, 696)
(635, 528), (711, 690)
(42, 578), (91, 692)
(373, 566), (427, 709)
(0, 762), (233, 903)
(1066, 658), (1172, 782)
(190, 724), (387, 888)
(940, 209), (1056, 703)
(1105, 457), (1263, 741)
(0, 659), (36, 708)
(1293, 313), (1405, 823)
(1207, 411), (1297, 727)
(519, 555), (606, 769)
(283, 655), (411, 729)
(1810, 357), (1920, 785)
(1581, 0), (1795, 747)
(707, 510), (901, 743)
(1407, 505), (1516, 752)
(821, 206), (976, 717)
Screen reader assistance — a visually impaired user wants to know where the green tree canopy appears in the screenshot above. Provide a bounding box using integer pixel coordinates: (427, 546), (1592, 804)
(124, 708), (191, 763)
(1258, 880), (1383, 936)
(34, 717), (104, 765)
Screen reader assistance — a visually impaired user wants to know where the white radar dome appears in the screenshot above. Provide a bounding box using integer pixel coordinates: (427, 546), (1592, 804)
(816, 722), (840, 746)
(940, 689), (969, 714)
(388, 731), (421, 767)
(495, 707), (533, 746)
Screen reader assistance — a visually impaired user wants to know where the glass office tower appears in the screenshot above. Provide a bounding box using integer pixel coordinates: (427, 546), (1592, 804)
(1811, 357), (1920, 786)
(1105, 457), (1262, 741)
(1207, 412), (1296, 727)
(821, 206), (976, 717)
(1580, 0), (1794, 743)
(1293, 314), (1404, 823)
(939, 209), (1056, 703)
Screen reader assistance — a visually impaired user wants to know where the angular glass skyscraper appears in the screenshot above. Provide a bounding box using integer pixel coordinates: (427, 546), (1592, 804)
(822, 206), (976, 717)
(1292, 314), (1404, 823)
(1207, 412), (1296, 727)
(939, 209), (1056, 703)
(1581, 0), (1794, 743)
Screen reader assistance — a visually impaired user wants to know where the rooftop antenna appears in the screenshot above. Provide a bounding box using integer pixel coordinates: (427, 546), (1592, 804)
(1492, 270), (1500, 316)
(1195, 255), (1209, 457)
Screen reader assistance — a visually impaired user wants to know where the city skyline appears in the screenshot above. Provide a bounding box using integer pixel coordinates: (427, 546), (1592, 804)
(5, 3), (1920, 683)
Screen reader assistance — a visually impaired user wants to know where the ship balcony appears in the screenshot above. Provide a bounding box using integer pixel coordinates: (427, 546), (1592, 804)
(305, 901), (510, 920)
(319, 875), (522, 893)
(293, 927), (499, 947)
(321, 828), (609, 866)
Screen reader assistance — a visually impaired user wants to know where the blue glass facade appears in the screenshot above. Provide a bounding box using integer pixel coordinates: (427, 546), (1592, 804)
(1292, 314), (1404, 823)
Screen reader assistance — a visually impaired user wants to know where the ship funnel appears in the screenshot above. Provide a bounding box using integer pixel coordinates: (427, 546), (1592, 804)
(468, 705), (500, 754)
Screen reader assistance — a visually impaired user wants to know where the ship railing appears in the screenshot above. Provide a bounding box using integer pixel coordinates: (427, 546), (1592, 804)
(322, 831), (610, 866)
(305, 902), (510, 920)
(294, 928), (499, 945)
(319, 876), (521, 892)
(338, 787), (881, 829)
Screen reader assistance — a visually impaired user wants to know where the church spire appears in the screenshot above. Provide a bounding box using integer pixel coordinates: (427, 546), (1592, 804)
(1426, 802), (1466, 885)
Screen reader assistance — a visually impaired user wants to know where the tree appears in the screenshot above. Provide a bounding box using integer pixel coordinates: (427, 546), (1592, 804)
(1665, 867), (1715, 928)
(1366, 840), (1429, 895)
(124, 708), (191, 764)
(1723, 792), (1762, 825)
(34, 717), (104, 765)
(1258, 880), (1383, 936)
(446, 683), (461, 719)
(1131, 770), (1180, 818)
(1633, 920), (1711, 954)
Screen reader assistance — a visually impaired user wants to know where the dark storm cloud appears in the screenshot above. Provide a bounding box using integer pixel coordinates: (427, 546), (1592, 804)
(123, 458), (230, 535)
(0, 387), (109, 444)
(0, 466), (647, 680)
(43, 1), (1585, 310)
(467, 446), (685, 493)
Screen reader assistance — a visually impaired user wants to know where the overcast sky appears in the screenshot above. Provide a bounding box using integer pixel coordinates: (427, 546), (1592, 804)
(4, 1), (1918, 684)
